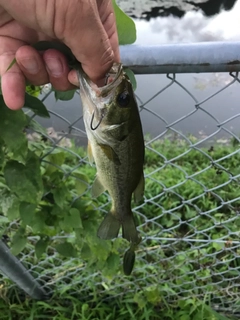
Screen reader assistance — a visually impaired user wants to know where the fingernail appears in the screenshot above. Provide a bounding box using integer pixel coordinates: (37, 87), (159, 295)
(20, 58), (39, 74)
(45, 58), (63, 77)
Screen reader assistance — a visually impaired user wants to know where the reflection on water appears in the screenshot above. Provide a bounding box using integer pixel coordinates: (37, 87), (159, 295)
(117, 0), (237, 20)
(135, 0), (240, 44)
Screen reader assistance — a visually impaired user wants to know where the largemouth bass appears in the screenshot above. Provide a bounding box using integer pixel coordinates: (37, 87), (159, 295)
(78, 63), (145, 247)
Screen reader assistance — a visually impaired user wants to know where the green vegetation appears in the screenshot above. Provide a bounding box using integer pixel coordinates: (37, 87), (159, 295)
(0, 97), (239, 319)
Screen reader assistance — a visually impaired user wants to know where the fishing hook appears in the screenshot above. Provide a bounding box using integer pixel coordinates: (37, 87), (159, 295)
(105, 74), (110, 85)
(90, 111), (104, 131)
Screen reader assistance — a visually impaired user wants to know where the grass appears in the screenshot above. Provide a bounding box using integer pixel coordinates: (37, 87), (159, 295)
(0, 134), (240, 320)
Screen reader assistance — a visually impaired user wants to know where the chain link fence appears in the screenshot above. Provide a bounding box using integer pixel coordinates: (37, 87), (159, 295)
(1, 42), (240, 316)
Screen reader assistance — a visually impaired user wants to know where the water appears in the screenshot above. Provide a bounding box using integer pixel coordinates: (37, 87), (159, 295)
(41, 0), (240, 144)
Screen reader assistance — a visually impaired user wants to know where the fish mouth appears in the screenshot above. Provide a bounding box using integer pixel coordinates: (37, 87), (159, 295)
(78, 63), (124, 100)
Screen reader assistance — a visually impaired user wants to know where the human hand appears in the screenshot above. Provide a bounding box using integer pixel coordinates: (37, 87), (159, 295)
(0, 0), (120, 109)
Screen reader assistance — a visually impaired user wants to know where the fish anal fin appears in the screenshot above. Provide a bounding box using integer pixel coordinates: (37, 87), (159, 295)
(92, 175), (106, 198)
(133, 173), (145, 203)
(99, 144), (121, 165)
(87, 141), (94, 165)
(97, 212), (121, 240)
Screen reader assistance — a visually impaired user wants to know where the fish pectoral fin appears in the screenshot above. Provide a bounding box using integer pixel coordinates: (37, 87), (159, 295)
(99, 144), (121, 165)
(97, 212), (121, 240)
(87, 141), (94, 165)
(91, 175), (106, 198)
(133, 173), (145, 203)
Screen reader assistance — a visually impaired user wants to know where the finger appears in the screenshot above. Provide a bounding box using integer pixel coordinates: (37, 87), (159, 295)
(0, 37), (26, 110)
(16, 45), (50, 85)
(43, 49), (75, 91)
(97, 0), (120, 63)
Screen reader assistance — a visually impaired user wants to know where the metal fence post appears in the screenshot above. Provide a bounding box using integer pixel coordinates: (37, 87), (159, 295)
(0, 240), (48, 300)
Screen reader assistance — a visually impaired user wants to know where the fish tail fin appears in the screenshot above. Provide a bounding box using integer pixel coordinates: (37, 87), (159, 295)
(97, 212), (121, 240)
(97, 211), (141, 244)
(122, 213), (140, 244)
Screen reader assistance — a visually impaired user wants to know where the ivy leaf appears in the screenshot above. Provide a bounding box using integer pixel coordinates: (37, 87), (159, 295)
(11, 227), (27, 255)
(19, 202), (37, 226)
(0, 96), (28, 162)
(24, 93), (50, 118)
(56, 242), (78, 257)
(4, 151), (43, 204)
(113, 0), (136, 45)
(35, 237), (49, 259)
(54, 90), (76, 101)
(124, 68), (137, 91)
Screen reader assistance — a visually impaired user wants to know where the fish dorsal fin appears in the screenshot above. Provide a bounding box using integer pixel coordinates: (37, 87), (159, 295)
(134, 173), (145, 203)
(87, 141), (94, 165)
(92, 175), (106, 198)
(99, 144), (121, 165)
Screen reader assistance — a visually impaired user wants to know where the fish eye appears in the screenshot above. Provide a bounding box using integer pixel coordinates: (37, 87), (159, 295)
(116, 91), (131, 108)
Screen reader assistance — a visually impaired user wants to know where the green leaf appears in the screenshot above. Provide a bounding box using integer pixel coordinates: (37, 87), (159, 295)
(56, 242), (78, 257)
(124, 68), (137, 91)
(102, 253), (120, 277)
(4, 151), (43, 204)
(6, 58), (16, 71)
(81, 243), (92, 260)
(7, 197), (20, 220)
(145, 285), (161, 304)
(113, 0), (136, 45)
(25, 85), (41, 98)
(0, 189), (20, 220)
(31, 211), (45, 233)
(134, 292), (147, 309)
(45, 151), (66, 175)
(35, 237), (49, 259)
(0, 139), (4, 167)
(24, 93), (50, 118)
(203, 305), (232, 320)
(74, 172), (88, 194)
(11, 227), (27, 255)
(19, 202), (37, 226)
(54, 90), (76, 101)
(62, 208), (82, 229)
(0, 96), (28, 162)
(52, 185), (69, 208)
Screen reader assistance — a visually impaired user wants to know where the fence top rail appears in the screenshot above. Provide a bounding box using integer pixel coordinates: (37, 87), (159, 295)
(120, 41), (240, 74)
